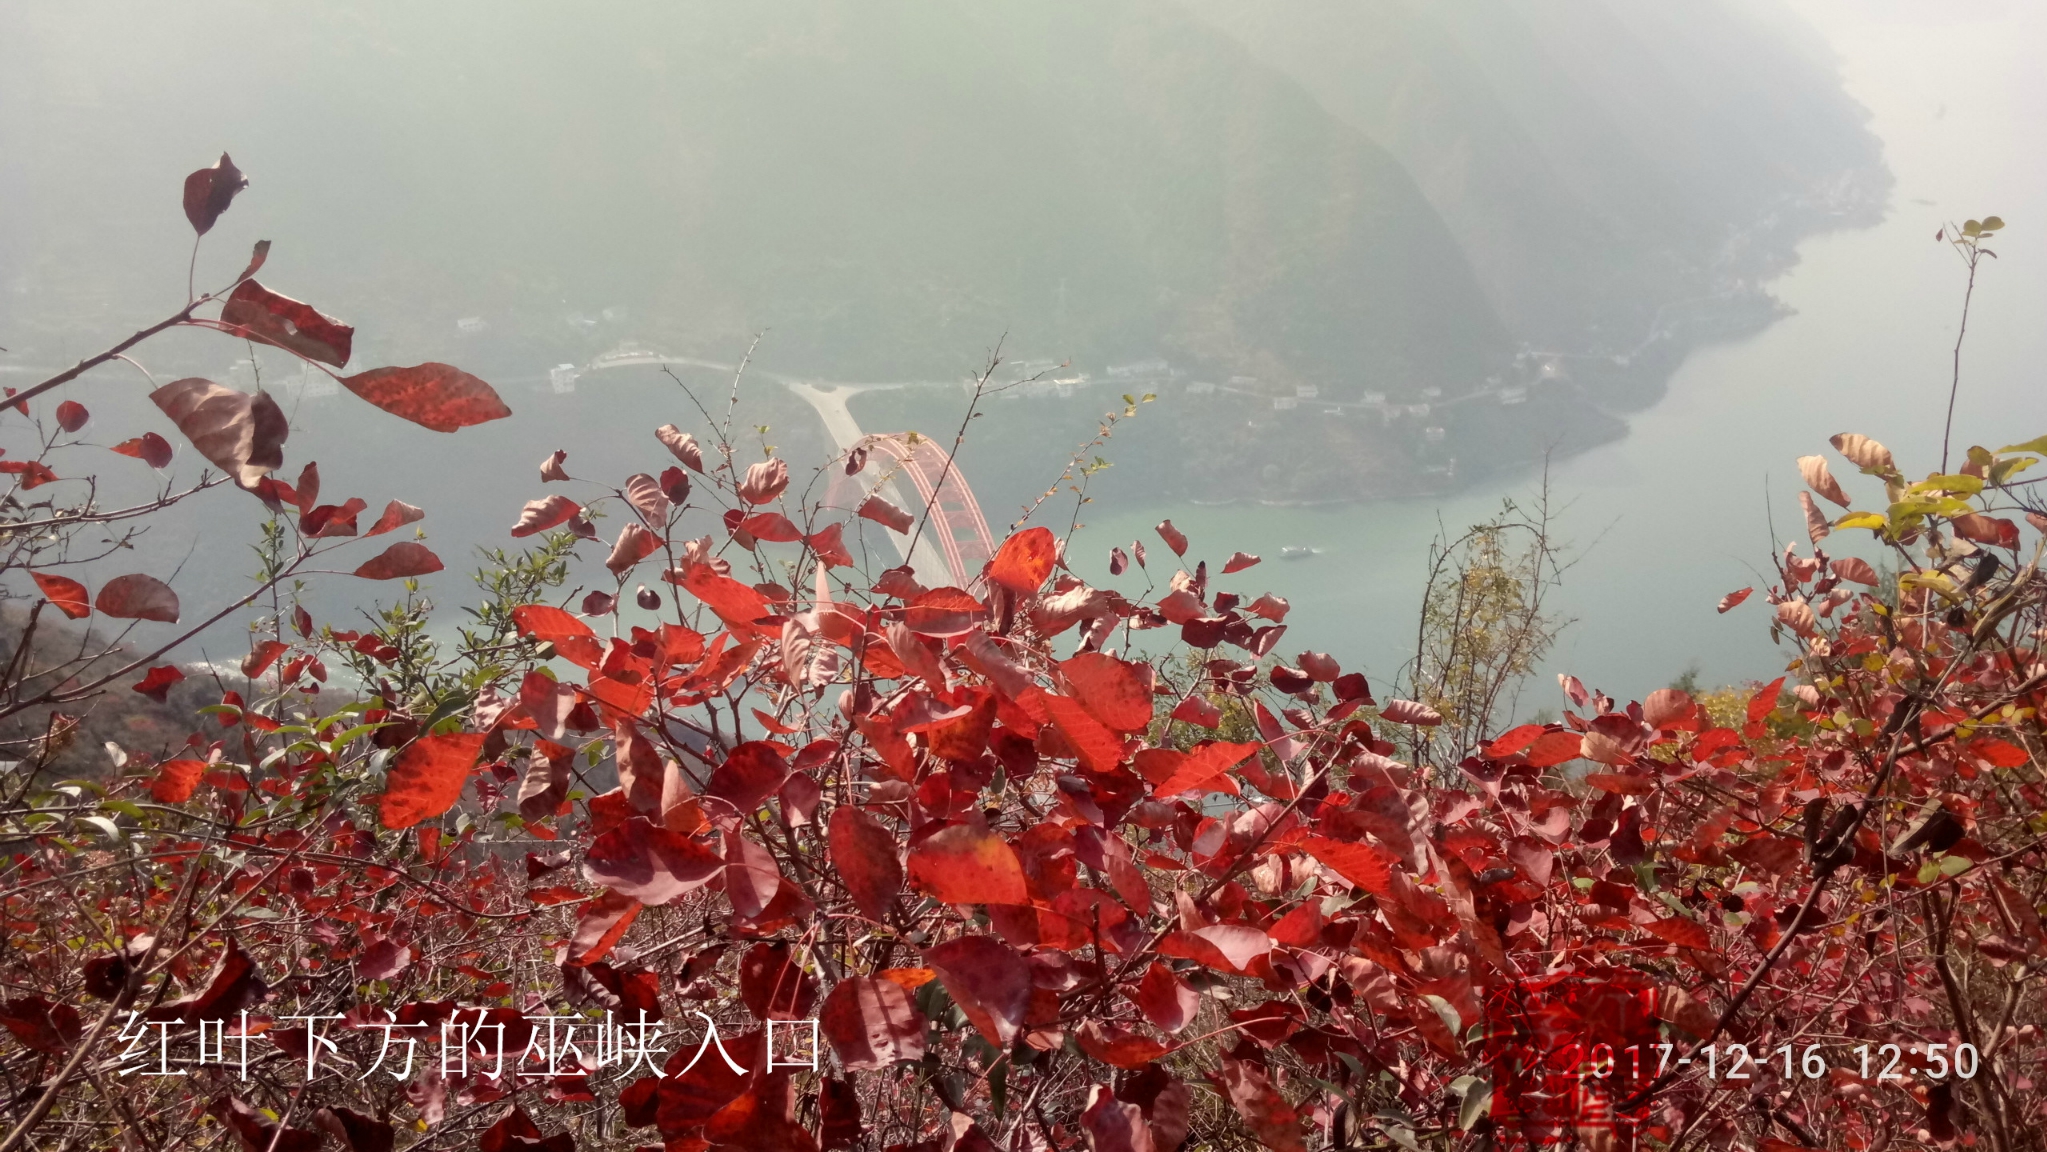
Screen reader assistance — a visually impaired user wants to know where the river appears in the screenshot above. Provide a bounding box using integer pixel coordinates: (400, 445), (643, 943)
(1067, 0), (2047, 704)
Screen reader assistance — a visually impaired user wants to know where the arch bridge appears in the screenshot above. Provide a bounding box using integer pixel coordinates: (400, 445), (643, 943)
(565, 347), (995, 588)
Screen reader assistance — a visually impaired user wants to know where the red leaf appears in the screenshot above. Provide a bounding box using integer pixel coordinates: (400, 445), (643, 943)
(1156, 519), (1188, 556)
(1297, 651), (1340, 681)
(820, 976), (927, 1070)
(988, 527), (1058, 592)
(1832, 557), (1878, 587)
(1524, 730), (1583, 768)
(312, 1107), (394, 1152)
(1221, 551), (1260, 574)
(1061, 652), (1154, 733)
(1081, 1087), (1153, 1152)
(519, 738), (572, 822)
(1483, 724), (1544, 759)
(1747, 677), (1785, 723)
(30, 572), (89, 619)
(1953, 513), (2020, 549)
(1152, 741), (1260, 798)
(1127, 962), (1199, 1033)
(829, 807), (903, 922)
(365, 500), (424, 537)
(182, 153), (247, 235)
(134, 665), (186, 704)
(95, 573), (180, 622)
(858, 495), (915, 534)
(739, 457), (790, 505)
(149, 378), (287, 486)
(377, 733), (487, 829)
(242, 640), (288, 679)
(808, 522), (855, 568)
(0, 460), (58, 488)
(605, 522), (660, 576)
(341, 363), (510, 432)
(707, 742), (789, 814)
(1218, 1057), (1305, 1152)
(1644, 688), (1697, 730)
(1301, 835), (1398, 896)
(737, 941), (817, 1020)
(353, 542), (442, 580)
(220, 280), (355, 367)
(906, 823), (1028, 905)
(511, 605), (605, 670)
(54, 400), (88, 432)
(511, 495), (580, 538)
(570, 890), (641, 965)
(675, 564), (772, 634)
(150, 758), (205, 803)
(1970, 738), (2030, 769)
(1077, 1020), (1170, 1069)
(1643, 917), (1711, 949)
(656, 425), (704, 471)
(1585, 772), (1654, 796)
(924, 935), (1031, 1047)
(1378, 698), (1442, 726)
(905, 586), (984, 636)
(170, 938), (265, 1025)
(728, 838), (786, 919)
(112, 432), (175, 468)
(0, 998), (81, 1055)
(1038, 689), (1128, 772)
(1172, 694), (1222, 729)
(738, 512), (804, 543)
(357, 937), (413, 981)
(1717, 587), (1754, 613)
(581, 816), (723, 905)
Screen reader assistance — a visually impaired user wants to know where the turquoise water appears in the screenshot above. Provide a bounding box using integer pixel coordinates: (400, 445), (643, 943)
(1066, 1), (2047, 707)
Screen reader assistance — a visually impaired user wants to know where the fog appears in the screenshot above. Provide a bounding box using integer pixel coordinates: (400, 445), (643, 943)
(2, 0), (2041, 701)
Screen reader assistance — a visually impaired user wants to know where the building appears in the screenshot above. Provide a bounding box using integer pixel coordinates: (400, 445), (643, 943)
(1295, 384), (1319, 400)
(1106, 358), (1168, 380)
(550, 364), (580, 394)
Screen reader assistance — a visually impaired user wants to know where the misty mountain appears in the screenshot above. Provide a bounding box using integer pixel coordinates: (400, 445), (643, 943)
(0, 0), (1884, 513)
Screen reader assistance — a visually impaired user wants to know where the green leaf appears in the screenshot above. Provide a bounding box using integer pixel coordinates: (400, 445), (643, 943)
(1996, 436), (2047, 455)
(1421, 993), (1463, 1041)
(1990, 457), (2038, 486)
(1834, 511), (1887, 531)
(1374, 1113), (1421, 1152)
(1900, 572), (1963, 604)
(1913, 474), (1985, 497)
(1981, 216), (2005, 232)
(1452, 1076), (1493, 1131)
(1939, 853), (1972, 877)
(325, 723), (385, 751)
(80, 815), (124, 842)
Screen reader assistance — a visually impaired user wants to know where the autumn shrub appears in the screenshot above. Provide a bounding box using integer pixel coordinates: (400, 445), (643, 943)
(0, 163), (2043, 1152)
